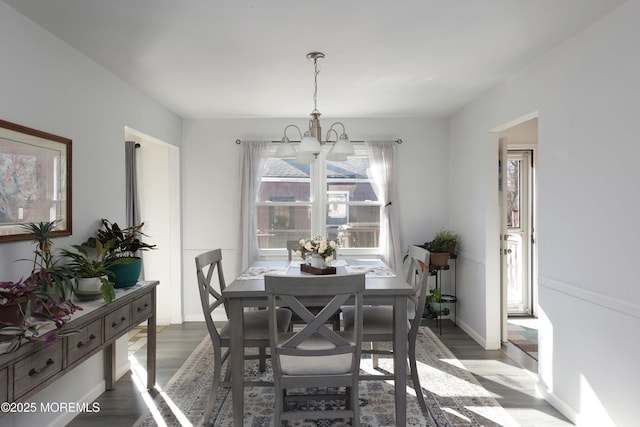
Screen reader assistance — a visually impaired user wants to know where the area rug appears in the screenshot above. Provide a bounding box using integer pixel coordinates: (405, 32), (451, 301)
(507, 321), (538, 361)
(134, 327), (518, 426)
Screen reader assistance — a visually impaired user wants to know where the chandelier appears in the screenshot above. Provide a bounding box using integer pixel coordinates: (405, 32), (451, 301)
(275, 52), (354, 164)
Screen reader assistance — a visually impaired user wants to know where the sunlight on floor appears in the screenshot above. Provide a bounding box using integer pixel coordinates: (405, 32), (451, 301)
(129, 354), (193, 427)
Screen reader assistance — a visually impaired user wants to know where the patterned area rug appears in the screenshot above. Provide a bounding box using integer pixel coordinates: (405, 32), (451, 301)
(507, 320), (538, 361)
(134, 327), (518, 426)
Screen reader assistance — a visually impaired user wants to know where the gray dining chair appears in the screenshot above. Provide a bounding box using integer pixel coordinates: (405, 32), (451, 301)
(342, 245), (431, 413)
(265, 273), (365, 427)
(286, 239), (341, 331)
(195, 249), (292, 422)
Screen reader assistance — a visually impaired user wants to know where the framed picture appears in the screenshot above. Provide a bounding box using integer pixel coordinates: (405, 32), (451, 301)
(0, 119), (72, 242)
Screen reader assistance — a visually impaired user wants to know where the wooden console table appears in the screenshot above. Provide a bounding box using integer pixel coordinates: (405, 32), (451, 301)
(0, 280), (158, 407)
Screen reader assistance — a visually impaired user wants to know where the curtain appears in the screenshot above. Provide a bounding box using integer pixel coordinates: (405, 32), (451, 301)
(125, 141), (141, 228)
(125, 140), (143, 279)
(238, 141), (271, 272)
(365, 141), (402, 273)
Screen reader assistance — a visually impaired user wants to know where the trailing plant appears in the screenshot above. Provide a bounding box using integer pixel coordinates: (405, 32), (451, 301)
(0, 221), (83, 352)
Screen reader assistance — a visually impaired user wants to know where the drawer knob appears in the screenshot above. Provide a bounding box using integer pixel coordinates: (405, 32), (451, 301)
(111, 316), (127, 328)
(29, 358), (55, 376)
(77, 335), (96, 348)
(137, 303), (149, 312)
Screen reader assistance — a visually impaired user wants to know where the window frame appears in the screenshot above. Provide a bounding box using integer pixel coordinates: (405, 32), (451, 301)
(257, 144), (383, 259)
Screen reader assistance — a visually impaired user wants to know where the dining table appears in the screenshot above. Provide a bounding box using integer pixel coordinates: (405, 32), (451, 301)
(223, 258), (413, 426)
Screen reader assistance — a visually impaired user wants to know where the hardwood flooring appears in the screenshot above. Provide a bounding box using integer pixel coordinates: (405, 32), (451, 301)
(68, 320), (573, 426)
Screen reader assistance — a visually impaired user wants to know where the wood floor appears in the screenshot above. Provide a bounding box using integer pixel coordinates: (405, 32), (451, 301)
(68, 320), (573, 427)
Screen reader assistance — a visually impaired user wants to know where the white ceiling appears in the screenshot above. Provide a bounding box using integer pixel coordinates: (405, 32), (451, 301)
(3, 0), (625, 119)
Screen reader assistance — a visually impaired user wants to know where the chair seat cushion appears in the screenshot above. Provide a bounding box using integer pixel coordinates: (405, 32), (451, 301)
(277, 332), (355, 375)
(219, 308), (291, 340)
(342, 306), (410, 334)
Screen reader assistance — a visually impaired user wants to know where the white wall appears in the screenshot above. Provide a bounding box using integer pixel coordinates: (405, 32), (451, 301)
(0, 3), (182, 426)
(448, 1), (639, 425)
(181, 117), (449, 321)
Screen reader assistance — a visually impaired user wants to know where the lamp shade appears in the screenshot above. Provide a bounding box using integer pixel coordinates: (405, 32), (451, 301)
(327, 133), (353, 161)
(298, 131), (321, 155)
(275, 137), (297, 158)
(294, 151), (316, 164)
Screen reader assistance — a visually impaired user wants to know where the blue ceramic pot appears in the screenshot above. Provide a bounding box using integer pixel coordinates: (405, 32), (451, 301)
(108, 257), (142, 288)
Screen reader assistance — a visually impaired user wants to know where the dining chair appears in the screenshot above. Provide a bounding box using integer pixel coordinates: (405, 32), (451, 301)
(265, 273), (365, 427)
(286, 239), (341, 331)
(195, 249), (292, 422)
(341, 245), (431, 413)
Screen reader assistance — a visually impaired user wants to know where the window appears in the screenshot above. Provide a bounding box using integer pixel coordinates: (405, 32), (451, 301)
(256, 145), (382, 257)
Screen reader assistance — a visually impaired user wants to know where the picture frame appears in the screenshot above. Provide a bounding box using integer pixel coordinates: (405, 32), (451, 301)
(0, 119), (72, 242)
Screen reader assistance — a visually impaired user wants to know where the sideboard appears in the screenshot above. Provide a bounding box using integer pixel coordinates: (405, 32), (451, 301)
(0, 280), (158, 408)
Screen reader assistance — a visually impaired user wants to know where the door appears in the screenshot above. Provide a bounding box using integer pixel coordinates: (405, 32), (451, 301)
(505, 150), (533, 315)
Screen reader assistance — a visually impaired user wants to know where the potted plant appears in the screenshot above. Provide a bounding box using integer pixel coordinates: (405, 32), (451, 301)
(20, 221), (76, 300)
(1, 221), (82, 352)
(91, 219), (156, 288)
(423, 238), (451, 267)
(0, 278), (38, 342)
(433, 229), (459, 255)
(61, 238), (121, 303)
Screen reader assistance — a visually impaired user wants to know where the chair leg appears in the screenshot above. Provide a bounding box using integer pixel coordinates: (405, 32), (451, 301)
(351, 382), (360, 427)
(258, 347), (266, 372)
(273, 385), (283, 426)
(409, 337), (428, 413)
(204, 350), (223, 423)
(372, 341), (379, 369)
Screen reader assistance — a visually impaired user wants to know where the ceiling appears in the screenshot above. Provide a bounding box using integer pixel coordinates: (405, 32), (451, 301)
(3, 0), (624, 119)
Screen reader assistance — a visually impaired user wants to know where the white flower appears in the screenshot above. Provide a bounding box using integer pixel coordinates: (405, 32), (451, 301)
(305, 242), (313, 251)
(329, 240), (336, 249)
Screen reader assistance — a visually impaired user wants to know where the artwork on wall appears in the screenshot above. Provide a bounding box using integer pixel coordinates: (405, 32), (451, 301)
(0, 119), (72, 242)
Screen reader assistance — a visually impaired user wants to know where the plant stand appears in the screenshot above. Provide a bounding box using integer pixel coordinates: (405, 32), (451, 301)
(427, 254), (457, 335)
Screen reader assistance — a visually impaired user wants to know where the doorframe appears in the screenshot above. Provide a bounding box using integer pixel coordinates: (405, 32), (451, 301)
(125, 126), (182, 324)
(490, 112), (538, 343)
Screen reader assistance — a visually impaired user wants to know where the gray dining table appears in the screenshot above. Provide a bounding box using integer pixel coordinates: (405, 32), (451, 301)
(223, 258), (413, 426)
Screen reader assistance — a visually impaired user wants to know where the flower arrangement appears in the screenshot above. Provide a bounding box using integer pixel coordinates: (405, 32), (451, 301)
(296, 235), (338, 262)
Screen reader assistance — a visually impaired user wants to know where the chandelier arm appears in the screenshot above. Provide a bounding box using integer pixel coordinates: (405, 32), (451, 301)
(283, 124), (303, 141)
(325, 128), (339, 142)
(327, 122), (347, 138)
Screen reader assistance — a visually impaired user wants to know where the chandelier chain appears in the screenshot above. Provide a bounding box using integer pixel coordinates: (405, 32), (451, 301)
(312, 57), (320, 114)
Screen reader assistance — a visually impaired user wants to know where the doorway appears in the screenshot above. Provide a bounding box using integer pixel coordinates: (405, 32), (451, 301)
(125, 127), (182, 325)
(505, 149), (533, 315)
(497, 117), (538, 345)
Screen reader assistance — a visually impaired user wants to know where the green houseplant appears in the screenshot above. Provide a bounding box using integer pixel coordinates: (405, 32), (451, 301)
(433, 229), (459, 255)
(91, 219), (156, 288)
(61, 238), (123, 304)
(423, 238), (450, 267)
(0, 221), (81, 352)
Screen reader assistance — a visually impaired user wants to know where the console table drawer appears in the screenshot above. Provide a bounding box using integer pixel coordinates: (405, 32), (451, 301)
(132, 292), (153, 324)
(68, 319), (103, 365)
(0, 367), (7, 402)
(14, 341), (63, 398)
(105, 305), (131, 341)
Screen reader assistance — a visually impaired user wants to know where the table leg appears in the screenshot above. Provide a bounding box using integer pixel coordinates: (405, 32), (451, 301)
(228, 298), (244, 427)
(147, 288), (157, 390)
(394, 295), (407, 425)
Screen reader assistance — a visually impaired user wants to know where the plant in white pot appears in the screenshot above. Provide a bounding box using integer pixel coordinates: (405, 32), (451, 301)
(61, 238), (123, 303)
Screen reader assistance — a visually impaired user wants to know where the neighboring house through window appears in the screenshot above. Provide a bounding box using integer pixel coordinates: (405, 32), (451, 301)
(256, 144), (382, 258)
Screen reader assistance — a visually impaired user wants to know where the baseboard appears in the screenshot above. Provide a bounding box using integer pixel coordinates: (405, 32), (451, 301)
(116, 359), (131, 381)
(47, 380), (106, 427)
(455, 318), (490, 349)
(537, 379), (578, 425)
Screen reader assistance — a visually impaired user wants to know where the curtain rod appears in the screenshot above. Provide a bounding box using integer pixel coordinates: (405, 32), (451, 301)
(235, 138), (402, 145)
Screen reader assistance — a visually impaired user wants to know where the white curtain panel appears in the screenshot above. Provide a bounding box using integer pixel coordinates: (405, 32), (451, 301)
(238, 141), (271, 272)
(365, 141), (402, 273)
